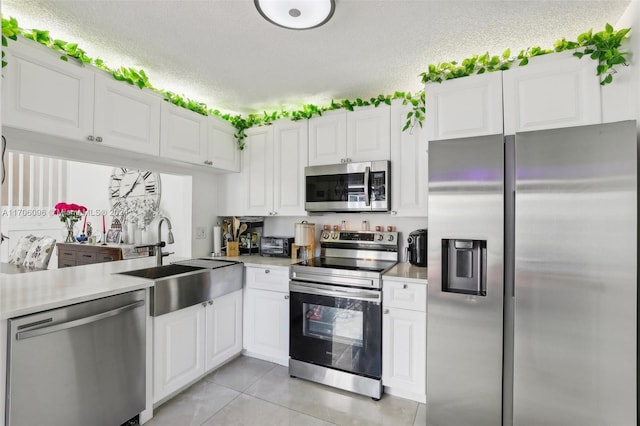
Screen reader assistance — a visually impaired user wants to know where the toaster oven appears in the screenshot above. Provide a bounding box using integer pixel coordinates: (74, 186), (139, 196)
(260, 236), (295, 257)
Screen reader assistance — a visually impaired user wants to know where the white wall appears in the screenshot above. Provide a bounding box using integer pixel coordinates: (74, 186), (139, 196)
(191, 170), (221, 257)
(66, 161), (193, 257)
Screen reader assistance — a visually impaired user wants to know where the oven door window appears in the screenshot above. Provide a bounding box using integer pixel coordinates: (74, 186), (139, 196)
(303, 302), (364, 347)
(290, 289), (382, 378)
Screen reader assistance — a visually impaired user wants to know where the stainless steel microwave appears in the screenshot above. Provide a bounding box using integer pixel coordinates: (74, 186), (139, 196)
(304, 160), (390, 212)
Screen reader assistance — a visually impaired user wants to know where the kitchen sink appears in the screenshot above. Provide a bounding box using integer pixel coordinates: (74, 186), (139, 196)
(118, 263), (205, 279)
(117, 260), (243, 316)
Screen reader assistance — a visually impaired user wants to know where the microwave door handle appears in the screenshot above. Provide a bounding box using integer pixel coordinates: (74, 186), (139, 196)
(364, 166), (371, 206)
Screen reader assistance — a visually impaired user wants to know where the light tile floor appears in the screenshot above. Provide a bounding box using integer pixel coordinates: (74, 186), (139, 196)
(146, 356), (426, 426)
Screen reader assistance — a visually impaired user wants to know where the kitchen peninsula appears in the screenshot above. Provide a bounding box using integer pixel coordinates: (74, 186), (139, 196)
(0, 255), (182, 424)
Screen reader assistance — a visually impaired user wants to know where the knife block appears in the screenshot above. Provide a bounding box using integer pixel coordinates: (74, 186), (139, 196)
(291, 243), (315, 260)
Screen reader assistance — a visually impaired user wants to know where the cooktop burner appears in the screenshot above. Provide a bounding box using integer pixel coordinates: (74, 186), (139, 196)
(295, 256), (396, 273)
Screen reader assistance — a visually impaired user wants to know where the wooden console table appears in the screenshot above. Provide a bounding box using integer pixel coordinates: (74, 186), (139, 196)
(57, 243), (155, 268)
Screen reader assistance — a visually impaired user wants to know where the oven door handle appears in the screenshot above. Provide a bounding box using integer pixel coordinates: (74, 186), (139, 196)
(290, 282), (381, 303)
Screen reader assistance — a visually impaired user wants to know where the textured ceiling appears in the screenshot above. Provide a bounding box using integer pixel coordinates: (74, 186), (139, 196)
(2, 0), (632, 115)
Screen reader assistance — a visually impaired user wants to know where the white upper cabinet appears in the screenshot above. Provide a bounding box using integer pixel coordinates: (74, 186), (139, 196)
(426, 71), (504, 141)
(347, 105), (391, 162)
(503, 50), (602, 135)
(229, 119), (308, 216)
(244, 126), (275, 216)
(308, 105), (391, 165)
(272, 119), (308, 216)
(206, 117), (240, 172)
(161, 107), (240, 170)
(390, 102), (428, 216)
(93, 73), (161, 155)
(160, 102), (207, 164)
(2, 39), (95, 142)
(3, 39), (161, 156)
(308, 110), (347, 165)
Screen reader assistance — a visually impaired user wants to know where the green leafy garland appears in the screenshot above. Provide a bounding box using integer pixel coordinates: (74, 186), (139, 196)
(1, 16), (631, 150)
(420, 24), (630, 86)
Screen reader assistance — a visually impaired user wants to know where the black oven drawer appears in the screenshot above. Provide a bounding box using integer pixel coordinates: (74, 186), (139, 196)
(289, 282), (382, 379)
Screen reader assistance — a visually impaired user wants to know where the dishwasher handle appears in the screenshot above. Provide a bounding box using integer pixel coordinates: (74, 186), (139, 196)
(16, 299), (145, 341)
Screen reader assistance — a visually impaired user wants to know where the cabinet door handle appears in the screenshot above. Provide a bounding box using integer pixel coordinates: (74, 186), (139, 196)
(402, 284), (408, 289)
(284, 295), (290, 300)
(208, 300), (213, 305)
(95, 136), (103, 142)
(383, 309), (390, 314)
(87, 135), (94, 141)
(265, 269), (270, 274)
(202, 302), (207, 307)
(391, 210), (397, 216)
(82, 254), (92, 258)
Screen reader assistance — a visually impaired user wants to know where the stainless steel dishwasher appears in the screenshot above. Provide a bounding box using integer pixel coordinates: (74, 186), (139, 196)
(6, 289), (146, 426)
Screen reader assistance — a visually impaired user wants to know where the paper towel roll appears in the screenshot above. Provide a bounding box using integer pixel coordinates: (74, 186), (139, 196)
(213, 225), (222, 255)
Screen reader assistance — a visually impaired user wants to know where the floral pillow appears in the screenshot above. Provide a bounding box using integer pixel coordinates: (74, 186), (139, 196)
(23, 237), (56, 270)
(8, 234), (38, 265)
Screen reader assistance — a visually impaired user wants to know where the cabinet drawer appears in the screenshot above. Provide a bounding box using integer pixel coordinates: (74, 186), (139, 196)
(58, 249), (77, 262)
(245, 266), (289, 292)
(94, 249), (121, 262)
(76, 252), (97, 262)
(383, 281), (426, 312)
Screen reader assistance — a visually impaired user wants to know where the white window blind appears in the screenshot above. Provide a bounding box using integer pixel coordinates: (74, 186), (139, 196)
(0, 151), (67, 208)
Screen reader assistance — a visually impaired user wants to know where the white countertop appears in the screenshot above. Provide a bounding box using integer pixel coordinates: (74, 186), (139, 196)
(384, 262), (428, 284)
(0, 255), (188, 320)
(0, 254), (426, 320)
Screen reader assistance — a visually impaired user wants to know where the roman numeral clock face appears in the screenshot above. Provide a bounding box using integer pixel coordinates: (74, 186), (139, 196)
(109, 168), (161, 215)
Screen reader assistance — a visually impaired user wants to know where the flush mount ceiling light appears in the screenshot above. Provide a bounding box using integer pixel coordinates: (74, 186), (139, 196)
(254, 0), (336, 30)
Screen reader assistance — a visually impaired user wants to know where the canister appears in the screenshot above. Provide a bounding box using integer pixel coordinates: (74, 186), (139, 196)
(294, 221), (315, 246)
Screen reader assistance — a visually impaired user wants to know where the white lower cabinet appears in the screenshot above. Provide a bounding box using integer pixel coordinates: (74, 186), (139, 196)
(153, 303), (205, 403)
(382, 279), (427, 403)
(205, 290), (243, 370)
(243, 266), (290, 366)
(153, 290), (243, 404)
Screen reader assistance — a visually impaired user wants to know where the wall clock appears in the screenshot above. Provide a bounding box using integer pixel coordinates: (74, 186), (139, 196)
(109, 168), (161, 218)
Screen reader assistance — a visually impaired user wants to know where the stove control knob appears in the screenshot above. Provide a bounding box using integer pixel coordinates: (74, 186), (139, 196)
(387, 234), (394, 242)
(321, 232), (330, 240)
(376, 234), (384, 241)
(332, 232), (339, 239)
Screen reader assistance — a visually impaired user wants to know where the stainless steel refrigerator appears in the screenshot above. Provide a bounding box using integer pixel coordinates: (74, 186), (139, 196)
(426, 121), (638, 426)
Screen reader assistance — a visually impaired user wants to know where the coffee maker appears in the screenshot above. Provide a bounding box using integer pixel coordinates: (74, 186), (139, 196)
(407, 229), (427, 266)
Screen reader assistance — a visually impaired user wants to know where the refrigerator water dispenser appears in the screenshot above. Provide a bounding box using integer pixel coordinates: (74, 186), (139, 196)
(442, 239), (487, 296)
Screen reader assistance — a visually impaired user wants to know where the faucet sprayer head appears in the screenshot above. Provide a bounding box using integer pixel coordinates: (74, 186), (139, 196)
(168, 229), (175, 244)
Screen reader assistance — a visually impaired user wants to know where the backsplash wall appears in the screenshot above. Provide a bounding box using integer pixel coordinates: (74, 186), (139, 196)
(264, 215), (427, 263)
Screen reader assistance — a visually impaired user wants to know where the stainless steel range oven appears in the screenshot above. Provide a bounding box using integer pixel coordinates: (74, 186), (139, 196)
(289, 230), (398, 399)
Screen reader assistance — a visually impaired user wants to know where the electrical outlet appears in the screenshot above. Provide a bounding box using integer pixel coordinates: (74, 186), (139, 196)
(195, 227), (206, 239)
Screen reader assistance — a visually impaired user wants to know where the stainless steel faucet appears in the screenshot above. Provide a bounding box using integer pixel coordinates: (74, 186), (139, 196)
(156, 216), (175, 266)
